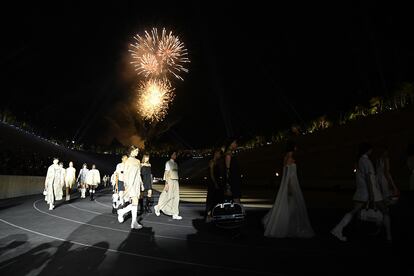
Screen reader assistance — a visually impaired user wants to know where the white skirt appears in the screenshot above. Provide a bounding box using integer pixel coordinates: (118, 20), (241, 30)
(157, 179), (180, 216)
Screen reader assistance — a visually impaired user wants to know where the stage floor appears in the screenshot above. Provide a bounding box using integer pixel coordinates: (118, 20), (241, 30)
(0, 187), (411, 275)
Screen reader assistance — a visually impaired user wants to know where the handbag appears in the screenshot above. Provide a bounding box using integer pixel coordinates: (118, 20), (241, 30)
(359, 203), (383, 223)
(211, 201), (245, 228)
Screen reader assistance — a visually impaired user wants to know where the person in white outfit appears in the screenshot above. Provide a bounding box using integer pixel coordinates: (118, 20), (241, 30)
(112, 155), (128, 214)
(376, 147), (399, 204)
(44, 158), (61, 210)
(55, 162), (65, 201)
(263, 142), (314, 238)
(331, 142), (392, 242)
(64, 161), (76, 201)
(115, 155), (128, 205)
(103, 175), (109, 187)
(77, 164), (89, 199)
(117, 146), (145, 229)
(154, 151), (182, 220)
(86, 164), (100, 201)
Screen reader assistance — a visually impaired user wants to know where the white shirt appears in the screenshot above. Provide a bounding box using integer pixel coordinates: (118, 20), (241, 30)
(164, 159), (179, 180)
(116, 163), (126, 182)
(358, 154), (375, 177)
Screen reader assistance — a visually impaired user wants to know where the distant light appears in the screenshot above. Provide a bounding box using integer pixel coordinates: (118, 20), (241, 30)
(72, 140), (75, 144)
(353, 169), (357, 173)
(275, 172), (279, 177)
(240, 174), (243, 178)
(186, 177), (189, 180)
(204, 177), (207, 180)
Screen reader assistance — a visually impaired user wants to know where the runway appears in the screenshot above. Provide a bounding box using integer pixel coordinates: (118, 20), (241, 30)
(0, 187), (411, 275)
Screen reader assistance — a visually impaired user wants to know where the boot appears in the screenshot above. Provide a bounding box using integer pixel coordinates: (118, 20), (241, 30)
(90, 189), (94, 201)
(331, 213), (352, 241)
(147, 197), (153, 207)
(145, 197), (152, 213)
(117, 204), (132, 223)
(131, 205), (143, 229)
(138, 198), (144, 215)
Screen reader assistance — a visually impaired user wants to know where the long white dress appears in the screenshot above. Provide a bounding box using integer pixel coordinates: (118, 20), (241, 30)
(44, 164), (61, 205)
(263, 164), (314, 238)
(353, 154), (382, 202)
(157, 160), (180, 216)
(65, 167), (76, 189)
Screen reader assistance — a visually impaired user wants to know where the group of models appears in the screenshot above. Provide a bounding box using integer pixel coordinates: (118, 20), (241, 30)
(112, 146), (182, 229)
(43, 146), (183, 229)
(44, 138), (401, 242)
(206, 139), (399, 242)
(263, 141), (398, 242)
(44, 160), (101, 210)
(330, 143), (398, 242)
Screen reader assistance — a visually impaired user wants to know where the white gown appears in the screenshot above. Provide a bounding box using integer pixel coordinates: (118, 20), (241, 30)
(263, 164), (314, 238)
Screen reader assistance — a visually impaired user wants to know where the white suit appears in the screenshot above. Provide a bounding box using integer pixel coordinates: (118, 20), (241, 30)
(86, 169), (101, 187)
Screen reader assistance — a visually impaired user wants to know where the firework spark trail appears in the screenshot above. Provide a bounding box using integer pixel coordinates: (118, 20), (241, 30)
(157, 28), (190, 80)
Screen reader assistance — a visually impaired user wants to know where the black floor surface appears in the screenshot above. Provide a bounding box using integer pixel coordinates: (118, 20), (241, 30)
(0, 188), (413, 275)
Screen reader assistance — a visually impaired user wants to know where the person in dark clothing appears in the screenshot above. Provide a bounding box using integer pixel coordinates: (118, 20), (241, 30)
(224, 138), (242, 203)
(140, 153), (153, 213)
(205, 148), (223, 222)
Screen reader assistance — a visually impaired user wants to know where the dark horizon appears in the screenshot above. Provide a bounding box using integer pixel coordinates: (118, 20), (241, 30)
(2, 1), (414, 149)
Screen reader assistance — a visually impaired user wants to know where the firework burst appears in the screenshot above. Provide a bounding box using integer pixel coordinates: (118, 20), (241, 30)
(136, 78), (175, 122)
(137, 53), (160, 78)
(129, 28), (190, 80)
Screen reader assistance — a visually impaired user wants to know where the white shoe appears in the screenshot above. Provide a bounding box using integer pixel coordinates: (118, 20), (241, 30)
(49, 205), (54, 210)
(331, 229), (347, 242)
(130, 205), (142, 229)
(172, 215), (182, 220)
(154, 205), (160, 216)
(117, 209), (125, 223)
(131, 221), (143, 229)
(66, 195), (70, 201)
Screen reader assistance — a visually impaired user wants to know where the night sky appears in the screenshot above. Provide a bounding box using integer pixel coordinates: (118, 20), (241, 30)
(2, 2), (414, 149)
